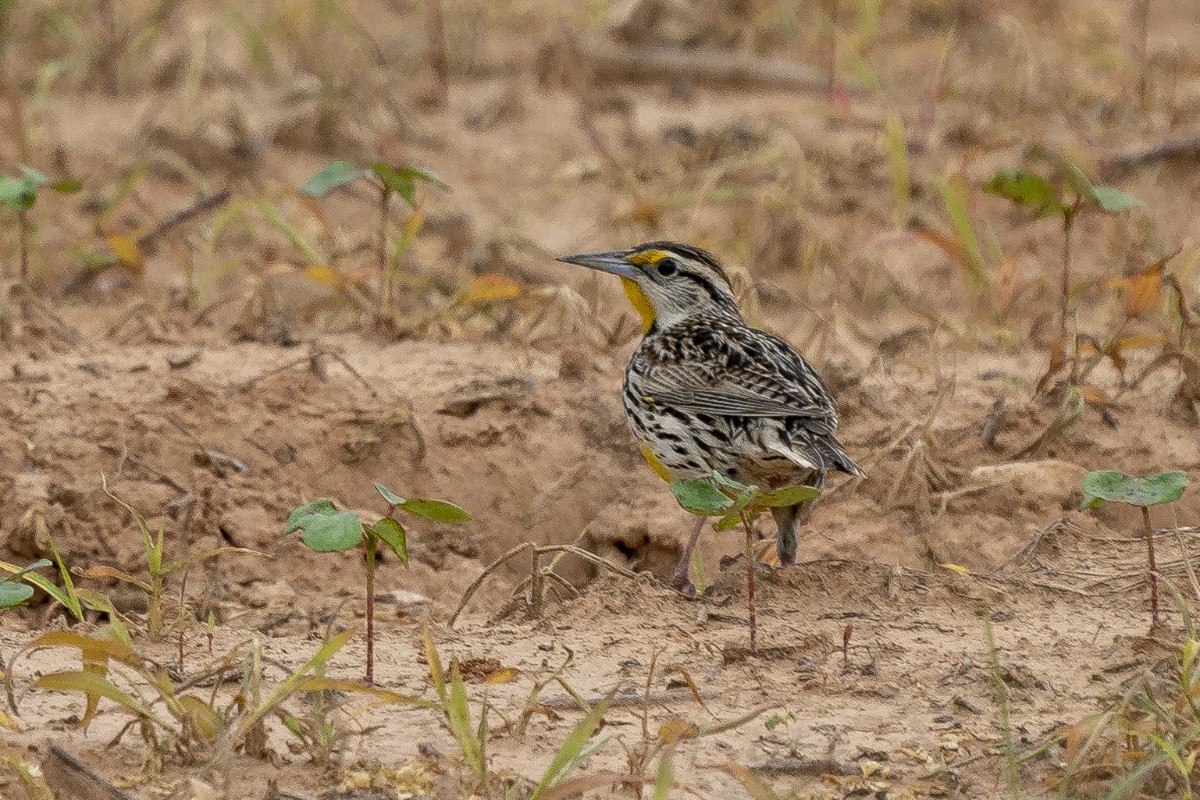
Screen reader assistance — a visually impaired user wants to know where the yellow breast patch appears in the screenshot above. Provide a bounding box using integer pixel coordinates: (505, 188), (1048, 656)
(621, 278), (656, 333)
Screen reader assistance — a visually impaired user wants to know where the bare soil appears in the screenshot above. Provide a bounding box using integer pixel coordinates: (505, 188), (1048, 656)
(3, 1), (1200, 798)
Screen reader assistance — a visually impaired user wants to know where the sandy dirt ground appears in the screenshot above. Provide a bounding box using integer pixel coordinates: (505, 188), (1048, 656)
(3, 0), (1200, 798)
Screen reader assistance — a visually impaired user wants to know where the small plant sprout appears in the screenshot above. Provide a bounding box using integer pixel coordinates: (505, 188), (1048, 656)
(286, 484), (469, 683)
(670, 472), (820, 656)
(1081, 470), (1189, 627)
(299, 160), (444, 327)
(0, 560), (49, 610)
(0, 166), (81, 296)
(984, 155), (1146, 342)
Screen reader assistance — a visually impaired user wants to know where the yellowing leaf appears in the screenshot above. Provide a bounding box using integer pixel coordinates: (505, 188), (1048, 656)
(0, 708), (19, 732)
(33, 670), (168, 731)
(106, 234), (142, 270)
(1124, 265), (1164, 318)
(1078, 385), (1111, 407)
(81, 565), (150, 592)
(938, 563), (971, 576)
(461, 274), (522, 305)
(302, 265), (342, 288)
(24, 631), (139, 665)
(483, 667), (521, 685)
(658, 717), (699, 743)
(177, 695), (223, 738)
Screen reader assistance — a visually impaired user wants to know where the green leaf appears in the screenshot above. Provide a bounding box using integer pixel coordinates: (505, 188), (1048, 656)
(33, 670), (170, 730)
(19, 165), (49, 185)
(1080, 470), (1188, 509)
(934, 176), (988, 287)
(1061, 160), (1098, 204)
(0, 581), (34, 609)
(397, 163), (445, 188)
(370, 162), (415, 205)
(0, 175), (38, 210)
(711, 470), (752, 494)
(983, 168), (1064, 219)
(528, 696), (612, 799)
(446, 660), (485, 779)
(369, 518), (408, 566)
(398, 498), (471, 523)
(370, 162), (446, 208)
(286, 500), (363, 552)
(300, 160), (367, 197)
(47, 177), (83, 194)
(1091, 186), (1147, 213)
(712, 513), (742, 532)
(374, 483), (405, 506)
(670, 480), (733, 515)
(757, 484), (822, 508)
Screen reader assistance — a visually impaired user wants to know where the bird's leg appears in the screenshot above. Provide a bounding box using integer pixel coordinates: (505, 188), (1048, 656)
(770, 504), (799, 566)
(671, 516), (707, 594)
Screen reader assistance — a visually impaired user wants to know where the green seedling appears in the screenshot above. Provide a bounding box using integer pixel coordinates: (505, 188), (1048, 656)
(0, 166), (81, 296)
(287, 484), (469, 683)
(300, 160), (443, 326)
(984, 155), (1145, 343)
(0, 560), (47, 610)
(671, 473), (820, 656)
(8, 626), (421, 771)
(422, 628), (612, 796)
(1, 538), (92, 624)
(101, 479), (257, 641)
(1081, 470), (1189, 626)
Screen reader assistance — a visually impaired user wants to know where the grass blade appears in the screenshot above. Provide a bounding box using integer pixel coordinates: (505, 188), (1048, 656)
(528, 696), (612, 799)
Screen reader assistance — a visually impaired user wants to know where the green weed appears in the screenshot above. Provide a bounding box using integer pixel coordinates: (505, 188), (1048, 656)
(287, 483), (469, 683)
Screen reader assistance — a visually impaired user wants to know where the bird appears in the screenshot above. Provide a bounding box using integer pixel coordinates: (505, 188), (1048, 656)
(557, 241), (864, 590)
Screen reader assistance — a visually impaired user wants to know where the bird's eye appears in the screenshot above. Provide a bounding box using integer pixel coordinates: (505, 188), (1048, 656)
(655, 258), (678, 277)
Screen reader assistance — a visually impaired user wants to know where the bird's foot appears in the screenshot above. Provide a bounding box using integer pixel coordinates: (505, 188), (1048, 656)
(670, 565), (697, 597)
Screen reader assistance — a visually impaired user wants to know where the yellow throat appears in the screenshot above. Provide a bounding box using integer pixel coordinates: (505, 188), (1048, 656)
(618, 252), (666, 480)
(621, 278), (656, 333)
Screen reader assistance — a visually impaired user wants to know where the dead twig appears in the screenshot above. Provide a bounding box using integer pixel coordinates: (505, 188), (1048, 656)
(136, 189), (233, 253)
(110, 420), (128, 485)
(97, 445), (189, 494)
(10, 285), (84, 345)
(41, 743), (133, 800)
(450, 542), (639, 627)
(565, 35), (860, 95)
(751, 757), (860, 777)
(1101, 132), (1200, 178)
(538, 688), (712, 711)
(979, 397), (1006, 450)
(227, 347), (375, 397)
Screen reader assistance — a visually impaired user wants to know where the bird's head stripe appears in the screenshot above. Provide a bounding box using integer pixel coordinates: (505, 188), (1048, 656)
(626, 249), (672, 266)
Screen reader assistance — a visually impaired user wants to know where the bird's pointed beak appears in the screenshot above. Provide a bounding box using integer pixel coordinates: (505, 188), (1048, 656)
(556, 250), (640, 280)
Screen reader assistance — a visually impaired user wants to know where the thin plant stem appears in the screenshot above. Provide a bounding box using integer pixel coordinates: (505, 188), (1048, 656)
(1134, 0), (1151, 110)
(425, 0), (449, 108)
(739, 511), (757, 657)
(1060, 206), (1075, 340)
(979, 597), (1019, 800)
(377, 185), (390, 327)
(1143, 505), (1159, 627)
(365, 532), (376, 684)
(529, 544), (543, 617)
(17, 208), (29, 289)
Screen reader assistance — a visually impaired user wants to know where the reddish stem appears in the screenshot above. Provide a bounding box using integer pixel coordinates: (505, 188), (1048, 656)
(1142, 505), (1159, 627)
(365, 534), (376, 684)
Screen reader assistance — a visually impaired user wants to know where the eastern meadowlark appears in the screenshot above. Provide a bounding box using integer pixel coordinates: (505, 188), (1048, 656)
(558, 241), (864, 589)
